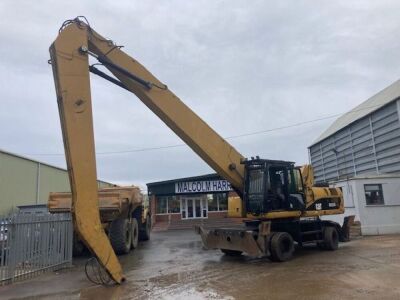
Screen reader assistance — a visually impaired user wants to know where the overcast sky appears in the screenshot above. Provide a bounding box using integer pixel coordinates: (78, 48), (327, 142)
(1, 1), (400, 189)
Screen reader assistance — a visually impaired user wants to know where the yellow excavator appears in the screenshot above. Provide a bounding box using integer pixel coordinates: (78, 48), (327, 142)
(49, 17), (353, 284)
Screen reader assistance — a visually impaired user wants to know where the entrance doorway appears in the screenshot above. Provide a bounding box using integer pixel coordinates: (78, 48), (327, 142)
(181, 196), (208, 219)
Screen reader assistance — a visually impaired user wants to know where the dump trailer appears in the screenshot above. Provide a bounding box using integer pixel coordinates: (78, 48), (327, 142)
(50, 17), (353, 283)
(48, 187), (151, 256)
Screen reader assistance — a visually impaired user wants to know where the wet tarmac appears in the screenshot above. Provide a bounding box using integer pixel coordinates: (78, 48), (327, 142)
(1, 230), (400, 299)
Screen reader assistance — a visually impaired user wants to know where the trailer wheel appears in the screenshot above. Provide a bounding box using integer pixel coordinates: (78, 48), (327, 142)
(139, 215), (151, 241)
(270, 232), (294, 262)
(131, 218), (139, 249)
(109, 218), (131, 255)
(221, 249), (243, 256)
(322, 226), (339, 251)
(73, 239), (86, 257)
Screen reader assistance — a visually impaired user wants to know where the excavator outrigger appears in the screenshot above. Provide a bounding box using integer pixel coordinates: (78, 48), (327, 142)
(50, 17), (353, 284)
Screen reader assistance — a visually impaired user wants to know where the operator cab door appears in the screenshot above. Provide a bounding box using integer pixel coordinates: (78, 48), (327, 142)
(267, 165), (306, 211)
(266, 165), (291, 211)
(246, 167), (267, 215)
(288, 167), (306, 210)
(245, 161), (306, 215)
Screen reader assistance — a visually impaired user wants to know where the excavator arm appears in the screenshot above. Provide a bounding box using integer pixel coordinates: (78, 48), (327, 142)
(50, 17), (245, 283)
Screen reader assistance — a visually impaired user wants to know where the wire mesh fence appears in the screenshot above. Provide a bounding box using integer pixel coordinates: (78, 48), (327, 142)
(0, 212), (73, 285)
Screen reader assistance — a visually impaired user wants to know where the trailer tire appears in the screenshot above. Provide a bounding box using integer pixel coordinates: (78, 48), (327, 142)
(139, 215), (151, 241)
(221, 249), (243, 256)
(109, 218), (131, 255)
(322, 226), (339, 251)
(73, 239), (86, 257)
(317, 241), (326, 250)
(131, 218), (139, 249)
(270, 232), (294, 262)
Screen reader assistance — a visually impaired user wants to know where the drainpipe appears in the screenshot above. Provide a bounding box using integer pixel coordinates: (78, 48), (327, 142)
(36, 162), (41, 204)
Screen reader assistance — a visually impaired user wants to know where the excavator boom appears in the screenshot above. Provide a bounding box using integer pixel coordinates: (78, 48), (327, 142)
(50, 18), (245, 283)
(50, 17), (349, 283)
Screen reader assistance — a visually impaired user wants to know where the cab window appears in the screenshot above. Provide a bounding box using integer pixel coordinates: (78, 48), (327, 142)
(292, 168), (304, 193)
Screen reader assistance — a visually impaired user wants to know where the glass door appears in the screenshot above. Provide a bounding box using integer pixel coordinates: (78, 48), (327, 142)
(194, 198), (201, 218)
(202, 197), (208, 218)
(187, 198), (194, 218)
(180, 198), (187, 219)
(181, 196), (208, 219)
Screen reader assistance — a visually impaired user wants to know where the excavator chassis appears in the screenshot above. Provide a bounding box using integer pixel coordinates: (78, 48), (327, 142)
(196, 226), (268, 257)
(196, 216), (355, 259)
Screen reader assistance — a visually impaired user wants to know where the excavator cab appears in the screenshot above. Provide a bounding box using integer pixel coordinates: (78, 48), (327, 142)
(243, 158), (306, 215)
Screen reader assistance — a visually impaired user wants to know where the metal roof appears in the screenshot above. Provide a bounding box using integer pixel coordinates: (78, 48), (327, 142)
(0, 148), (113, 186)
(0, 148), (68, 172)
(311, 79), (400, 146)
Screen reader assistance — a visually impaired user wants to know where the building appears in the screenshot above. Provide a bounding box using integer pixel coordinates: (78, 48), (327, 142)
(0, 149), (113, 215)
(329, 174), (400, 235)
(147, 174), (241, 229)
(309, 80), (400, 234)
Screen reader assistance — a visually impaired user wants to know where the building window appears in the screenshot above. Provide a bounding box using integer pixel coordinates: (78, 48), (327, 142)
(168, 196), (181, 213)
(217, 193), (228, 211)
(157, 196), (168, 214)
(207, 194), (218, 211)
(157, 196), (181, 214)
(364, 184), (384, 205)
(206, 193), (228, 211)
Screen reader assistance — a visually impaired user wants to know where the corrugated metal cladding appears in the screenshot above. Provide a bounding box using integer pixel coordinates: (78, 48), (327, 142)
(0, 150), (114, 214)
(310, 100), (400, 182)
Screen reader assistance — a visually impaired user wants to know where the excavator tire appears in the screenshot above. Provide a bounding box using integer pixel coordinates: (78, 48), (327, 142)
(131, 218), (139, 249)
(321, 226), (339, 251)
(221, 249), (243, 256)
(109, 218), (132, 255)
(270, 232), (295, 262)
(139, 215), (151, 241)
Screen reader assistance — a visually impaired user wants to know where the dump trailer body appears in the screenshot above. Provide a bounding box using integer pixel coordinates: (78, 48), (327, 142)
(49, 186), (151, 256)
(49, 187), (144, 221)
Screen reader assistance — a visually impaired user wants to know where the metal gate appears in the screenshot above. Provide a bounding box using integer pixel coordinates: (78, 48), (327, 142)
(0, 212), (73, 285)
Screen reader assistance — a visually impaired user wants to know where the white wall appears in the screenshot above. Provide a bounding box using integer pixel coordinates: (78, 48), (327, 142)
(353, 177), (400, 235)
(323, 176), (400, 235)
(326, 176), (400, 235)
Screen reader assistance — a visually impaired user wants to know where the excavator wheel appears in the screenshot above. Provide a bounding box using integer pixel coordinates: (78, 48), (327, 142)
(221, 249), (243, 256)
(109, 218), (132, 255)
(269, 232), (295, 262)
(320, 226), (339, 251)
(139, 215), (151, 241)
(131, 218), (139, 249)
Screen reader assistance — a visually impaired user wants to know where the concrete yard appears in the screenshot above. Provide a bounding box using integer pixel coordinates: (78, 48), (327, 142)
(1, 230), (400, 300)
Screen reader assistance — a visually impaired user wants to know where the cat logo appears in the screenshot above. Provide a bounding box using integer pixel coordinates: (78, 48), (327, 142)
(316, 203), (322, 210)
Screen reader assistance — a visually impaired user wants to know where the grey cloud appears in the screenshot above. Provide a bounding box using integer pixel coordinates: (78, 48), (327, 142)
(1, 1), (400, 188)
